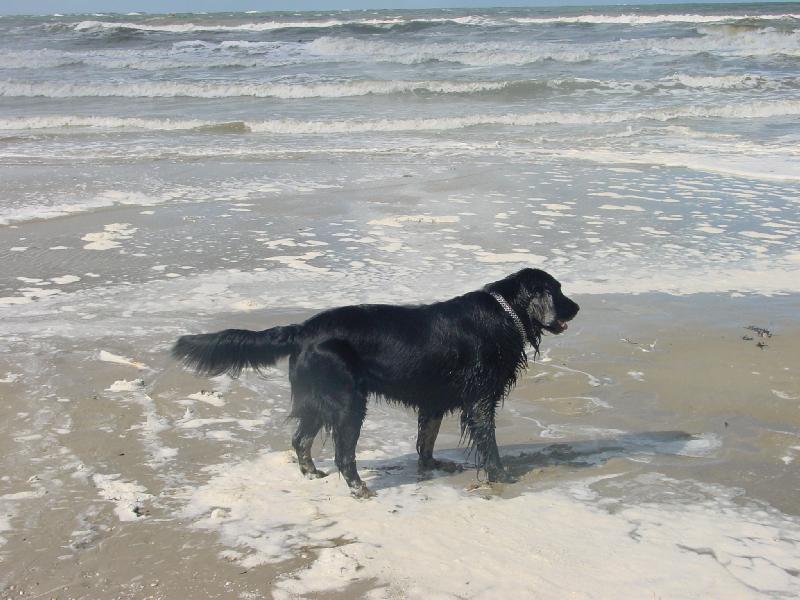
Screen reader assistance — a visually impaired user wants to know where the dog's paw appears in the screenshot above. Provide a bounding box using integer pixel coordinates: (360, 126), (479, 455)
(350, 484), (376, 499)
(487, 469), (517, 484)
(304, 469), (328, 479)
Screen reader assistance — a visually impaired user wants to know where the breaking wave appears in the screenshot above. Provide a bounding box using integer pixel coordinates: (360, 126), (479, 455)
(1, 74), (794, 100)
(0, 79), (510, 99)
(510, 13), (800, 25)
(54, 13), (800, 35)
(305, 29), (800, 66)
(64, 16), (499, 35)
(6, 26), (799, 74)
(3, 100), (798, 133)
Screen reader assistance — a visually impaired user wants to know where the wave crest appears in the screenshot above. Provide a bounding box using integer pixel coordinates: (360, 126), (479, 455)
(306, 29), (800, 67)
(4, 75), (794, 100)
(0, 79), (511, 99)
(511, 13), (800, 25)
(65, 16), (501, 35)
(54, 13), (800, 35)
(3, 100), (798, 134)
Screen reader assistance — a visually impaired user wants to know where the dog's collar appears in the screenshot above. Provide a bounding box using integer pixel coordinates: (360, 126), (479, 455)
(489, 291), (527, 343)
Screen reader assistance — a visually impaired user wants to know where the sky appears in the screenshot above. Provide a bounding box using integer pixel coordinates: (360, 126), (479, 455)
(0, 1), (791, 16)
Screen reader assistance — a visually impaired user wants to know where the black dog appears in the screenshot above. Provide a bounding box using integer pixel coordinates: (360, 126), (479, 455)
(172, 268), (579, 497)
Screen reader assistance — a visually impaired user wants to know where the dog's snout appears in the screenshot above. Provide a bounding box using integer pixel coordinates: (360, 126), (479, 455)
(563, 297), (580, 321)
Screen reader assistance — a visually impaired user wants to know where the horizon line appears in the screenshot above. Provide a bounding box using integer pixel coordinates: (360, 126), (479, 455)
(2, 1), (799, 18)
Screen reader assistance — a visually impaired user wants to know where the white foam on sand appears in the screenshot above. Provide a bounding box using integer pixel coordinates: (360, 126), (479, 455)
(740, 231), (787, 241)
(561, 149), (800, 182)
(98, 351), (148, 370)
(81, 223), (137, 250)
(697, 225), (726, 233)
(475, 251), (547, 264)
(105, 379), (177, 466)
(4, 258), (800, 338)
(50, 275), (81, 285)
(92, 473), (151, 522)
(0, 192), (166, 225)
(183, 451), (800, 598)
(175, 410), (265, 432)
(264, 251), (330, 273)
(772, 389), (799, 401)
(367, 215), (460, 227)
(106, 379), (145, 392)
(0, 510), (11, 549)
(0, 296), (33, 306)
(188, 390), (226, 407)
(598, 204), (646, 212)
(229, 298), (265, 311)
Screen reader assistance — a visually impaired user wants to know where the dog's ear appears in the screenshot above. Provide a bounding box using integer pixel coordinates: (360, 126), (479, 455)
(526, 284), (556, 328)
(486, 268), (549, 308)
(508, 268), (549, 301)
(500, 269), (557, 327)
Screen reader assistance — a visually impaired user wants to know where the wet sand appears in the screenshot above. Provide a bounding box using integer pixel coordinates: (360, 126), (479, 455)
(1, 292), (798, 599)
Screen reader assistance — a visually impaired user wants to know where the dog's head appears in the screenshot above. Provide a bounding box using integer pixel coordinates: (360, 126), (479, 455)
(486, 268), (579, 335)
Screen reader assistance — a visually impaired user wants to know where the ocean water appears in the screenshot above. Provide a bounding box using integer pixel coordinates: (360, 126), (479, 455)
(1, 3), (799, 307)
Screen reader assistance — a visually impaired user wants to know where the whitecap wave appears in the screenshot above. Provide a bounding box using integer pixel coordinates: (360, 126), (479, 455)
(7, 27), (799, 74)
(0, 79), (510, 99)
(3, 100), (798, 133)
(71, 18), (383, 33)
(667, 73), (769, 89)
(67, 16), (494, 34)
(1, 74), (793, 100)
(511, 13), (800, 25)
(62, 13), (800, 35)
(306, 29), (800, 66)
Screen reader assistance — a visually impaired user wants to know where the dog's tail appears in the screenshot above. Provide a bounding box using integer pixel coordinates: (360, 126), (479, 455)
(172, 325), (301, 377)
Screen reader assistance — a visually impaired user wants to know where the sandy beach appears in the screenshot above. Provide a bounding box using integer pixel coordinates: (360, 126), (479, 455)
(3, 4), (800, 598)
(1, 289), (799, 598)
(3, 155), (800, 600)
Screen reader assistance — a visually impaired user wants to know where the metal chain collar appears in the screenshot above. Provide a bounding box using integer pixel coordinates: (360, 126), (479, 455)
(489, 291), (527, 343)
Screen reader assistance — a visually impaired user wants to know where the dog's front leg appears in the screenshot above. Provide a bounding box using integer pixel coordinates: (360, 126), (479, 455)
(417, 411), (462, 473)
(462, 399), (516, 483)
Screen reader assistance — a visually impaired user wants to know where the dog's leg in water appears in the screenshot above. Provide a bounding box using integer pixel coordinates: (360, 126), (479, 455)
(333, 398), (373, 499)
(417, 411), (462, 473)
(292, 415), (326, 478)
(462, 399), (516, 484)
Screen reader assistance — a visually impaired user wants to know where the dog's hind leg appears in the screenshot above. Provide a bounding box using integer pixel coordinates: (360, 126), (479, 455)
(289, 354), (328, 479)
(292, 340), (373, 498)
(332, 396), (372, 498)
(417, 411), (462, 473)
(292, 415), (326, 479)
